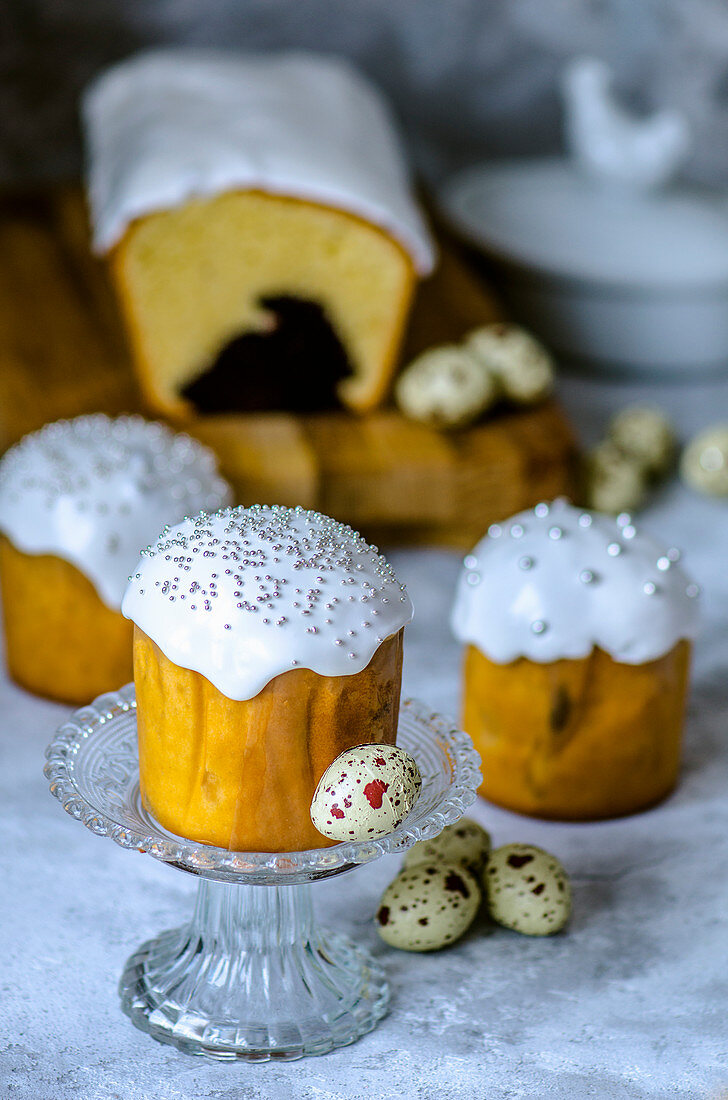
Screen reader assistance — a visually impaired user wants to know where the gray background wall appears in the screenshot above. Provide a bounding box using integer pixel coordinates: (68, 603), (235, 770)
(2, 0), (728, 187)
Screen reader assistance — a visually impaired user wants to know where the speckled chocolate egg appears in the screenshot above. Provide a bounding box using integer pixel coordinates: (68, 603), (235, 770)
(681, 425), (728, 497)
(395, 344), (498, 429)
(310, 743), (422, 842)
(608, 405), (675, 476)
(466, 322), (554, 405)
(484, 844), (571, 935)
(376, 861), (481, 951)
(403, 817), (491, 874)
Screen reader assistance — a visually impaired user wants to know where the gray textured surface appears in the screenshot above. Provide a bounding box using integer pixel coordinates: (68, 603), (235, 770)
(3, 0), (728, 187)
(1, 371), (728, 1097)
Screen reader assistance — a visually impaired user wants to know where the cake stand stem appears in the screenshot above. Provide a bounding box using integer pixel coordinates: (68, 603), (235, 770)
(119, 877), (389, 1061)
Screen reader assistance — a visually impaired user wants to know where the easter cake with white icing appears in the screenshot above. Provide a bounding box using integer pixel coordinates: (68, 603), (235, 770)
(122, 505), (413, 852)
(451, 498), (699, 819)
(0, 414), (231, 704)
(84, 50), (435, 420)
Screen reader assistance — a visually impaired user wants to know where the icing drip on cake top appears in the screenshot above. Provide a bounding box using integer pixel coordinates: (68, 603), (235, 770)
(0, 415), (232, 610)
(451, 499), (699, 665)
(84, 49), (435, 274)
(121, 505), (414, 700)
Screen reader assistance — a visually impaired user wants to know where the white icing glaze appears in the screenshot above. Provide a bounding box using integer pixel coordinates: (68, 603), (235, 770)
(84, 49), (435, 275)
(451, 499), (699, 665)
(0, 415), (232, 610)
(121, 505), (413, 700)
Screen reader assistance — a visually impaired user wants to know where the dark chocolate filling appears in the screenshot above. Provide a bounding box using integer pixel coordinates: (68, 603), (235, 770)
(181, 295), (354, 413)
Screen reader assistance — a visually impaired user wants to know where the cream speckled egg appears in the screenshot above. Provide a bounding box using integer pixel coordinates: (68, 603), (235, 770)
(484, 844), (571, 935)
(310, 743), (422, 842)
(375, 861), (481, 951)
(584, 440), (646, 514)
(395, 345), (498, 429)
(681, 425), (728, 497)
(402, 817), (491, 874)
(466, 323), (554, 404)
(608, 406), (675, 475)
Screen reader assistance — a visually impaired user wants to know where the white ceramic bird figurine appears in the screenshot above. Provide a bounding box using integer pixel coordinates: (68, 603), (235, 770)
(562, 57), (690, 190)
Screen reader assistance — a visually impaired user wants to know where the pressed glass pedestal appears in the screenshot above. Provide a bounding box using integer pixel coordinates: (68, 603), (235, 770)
(45, 685), (480, 1062)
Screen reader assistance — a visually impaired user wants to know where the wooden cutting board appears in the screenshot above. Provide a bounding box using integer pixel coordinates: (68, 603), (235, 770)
(0, 188), (579, 548)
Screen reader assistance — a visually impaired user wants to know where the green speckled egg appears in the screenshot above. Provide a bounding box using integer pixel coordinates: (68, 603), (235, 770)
(584, 440), (646, 514)
(375, 862), (481, 952)
(681, 425), (728, 497)
(402, 818), (491, 874)
(608, 405), (675, 476)
(484, 844), (570, 935)
(394, 345), (498, 430)
(466, 323), (554, 405)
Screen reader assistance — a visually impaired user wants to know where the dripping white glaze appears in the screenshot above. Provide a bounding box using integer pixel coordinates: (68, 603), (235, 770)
(0, 414), (232, 610)
(84, 49), (435, 274)
(121, 505), (414, 700)
(451, 499), (699, 665)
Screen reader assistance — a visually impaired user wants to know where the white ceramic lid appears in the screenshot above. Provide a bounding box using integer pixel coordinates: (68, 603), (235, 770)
(451, 499), (699, 666)
(0, 415), (232, 610)
(441, 159), (728, 289)
(122, 504), (413, 700)
(84, 49), (435, 275)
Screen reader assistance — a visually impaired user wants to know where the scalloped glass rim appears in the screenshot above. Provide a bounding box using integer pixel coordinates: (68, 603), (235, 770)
(44, 683), (482, 884)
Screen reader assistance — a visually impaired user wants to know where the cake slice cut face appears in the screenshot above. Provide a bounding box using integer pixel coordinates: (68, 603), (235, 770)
(85, 51), (435, 416)
(111, 191), (415, 415)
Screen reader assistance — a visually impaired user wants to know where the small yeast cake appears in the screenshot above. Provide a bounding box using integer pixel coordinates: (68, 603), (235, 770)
(121, 505), (413, 852)
(452, 499), (699, 820)
(84, 50), (435, 417)
(0, 415), (231, 704)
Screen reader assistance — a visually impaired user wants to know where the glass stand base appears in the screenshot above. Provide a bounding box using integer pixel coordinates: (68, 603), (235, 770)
(47, 689), (480, 1060)
(118, 878), (389, 1061)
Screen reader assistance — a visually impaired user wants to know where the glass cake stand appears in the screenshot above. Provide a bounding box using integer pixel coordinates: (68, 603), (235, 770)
(44, 684), (481, 1062)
